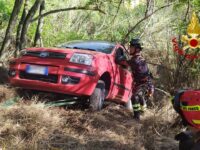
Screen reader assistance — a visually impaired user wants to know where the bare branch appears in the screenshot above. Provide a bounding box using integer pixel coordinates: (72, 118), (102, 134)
(147, 61), (173, 73)
(122, 3), (174, 44)
(31, 6), (105, 22)
(155, 88), (171, 97)
(184, 0), (190, 21)
(112, 0), (123, 23)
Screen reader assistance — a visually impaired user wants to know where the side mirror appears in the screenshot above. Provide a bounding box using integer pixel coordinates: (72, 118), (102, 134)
(116, 56), (128, 66)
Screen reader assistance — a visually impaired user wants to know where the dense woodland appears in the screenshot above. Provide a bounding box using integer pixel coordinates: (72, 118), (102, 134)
(0, 0), (200, 91)
(0, 0), (200, 149)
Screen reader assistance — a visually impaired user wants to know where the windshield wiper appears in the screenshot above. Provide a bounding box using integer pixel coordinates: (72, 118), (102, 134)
(63, 46), (73, 49)
(73, 47), (96, 51)
(56, 45), (73, 49)
(57, 46), (96, 51)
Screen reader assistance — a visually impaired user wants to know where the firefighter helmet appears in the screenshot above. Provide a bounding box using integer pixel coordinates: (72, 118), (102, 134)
(172, 90), (200, 129)
(130, 38), (143, 50)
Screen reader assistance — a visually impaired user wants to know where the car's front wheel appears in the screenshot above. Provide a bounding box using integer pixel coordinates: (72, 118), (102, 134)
(89, 80), (105, 111)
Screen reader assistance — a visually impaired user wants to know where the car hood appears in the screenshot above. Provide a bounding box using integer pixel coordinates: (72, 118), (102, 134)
(14, 47), (107, 68)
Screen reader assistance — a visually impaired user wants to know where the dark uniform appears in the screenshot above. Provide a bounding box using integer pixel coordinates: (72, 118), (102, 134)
(128, 53), (154, 120)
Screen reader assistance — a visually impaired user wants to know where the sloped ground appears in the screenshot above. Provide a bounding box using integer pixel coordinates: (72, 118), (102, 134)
(0, 66), (179, 150)
(0, 85), (179, 150)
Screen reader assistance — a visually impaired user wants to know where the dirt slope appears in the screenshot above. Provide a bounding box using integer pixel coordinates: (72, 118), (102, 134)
(0, 84), (179, 150)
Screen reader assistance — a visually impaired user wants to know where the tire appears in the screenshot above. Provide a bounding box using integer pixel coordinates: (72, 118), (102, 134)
(89, 80), (105, 111)
(125, 98), (133, 112)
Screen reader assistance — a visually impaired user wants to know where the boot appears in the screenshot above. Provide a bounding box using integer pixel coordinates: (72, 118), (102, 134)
(140, 103), (147, 114)
(133, 111), (140, 121)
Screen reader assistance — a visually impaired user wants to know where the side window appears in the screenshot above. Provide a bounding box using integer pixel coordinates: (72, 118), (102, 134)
(115, 47), (128, 60)
(115, 47), (131, 71)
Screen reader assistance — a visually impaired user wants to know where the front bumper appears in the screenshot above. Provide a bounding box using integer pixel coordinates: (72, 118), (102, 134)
(9, 64), (98, 96)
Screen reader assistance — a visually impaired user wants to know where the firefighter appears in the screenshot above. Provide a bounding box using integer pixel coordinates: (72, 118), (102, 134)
(172, 90), (200, 150)
(128, 38), (154, 120)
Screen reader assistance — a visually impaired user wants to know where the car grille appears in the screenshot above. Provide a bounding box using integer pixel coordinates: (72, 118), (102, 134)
(19, 71), (58, 83)
(24, 51), (67, 59)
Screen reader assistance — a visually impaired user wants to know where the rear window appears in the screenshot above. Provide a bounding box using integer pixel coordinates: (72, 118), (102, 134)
(57, 41), (115, 54)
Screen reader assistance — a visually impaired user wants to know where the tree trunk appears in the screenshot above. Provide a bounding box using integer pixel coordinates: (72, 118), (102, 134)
(0, 0), (24, 57)
(145, 0), (154, 17)
(15, 0), (29, 55)
(34, 0), (45, 47)
(20, 0), (43, 49)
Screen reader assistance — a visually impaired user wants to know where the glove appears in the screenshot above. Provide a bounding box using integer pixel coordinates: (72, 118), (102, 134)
(148, 85), (154, 97)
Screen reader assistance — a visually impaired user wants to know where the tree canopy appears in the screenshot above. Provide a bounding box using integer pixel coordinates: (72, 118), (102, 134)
(0, 0), (200, 89)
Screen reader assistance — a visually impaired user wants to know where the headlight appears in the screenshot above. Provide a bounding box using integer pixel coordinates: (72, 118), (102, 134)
(70, 53), (93, 65)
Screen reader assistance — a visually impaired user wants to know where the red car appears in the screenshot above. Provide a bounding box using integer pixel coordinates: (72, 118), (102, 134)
(9, 41), (133, 110)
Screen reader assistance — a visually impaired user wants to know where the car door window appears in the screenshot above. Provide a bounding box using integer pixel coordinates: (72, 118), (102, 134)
(115, 47), (128, 60)
(115, 47), (132, 71)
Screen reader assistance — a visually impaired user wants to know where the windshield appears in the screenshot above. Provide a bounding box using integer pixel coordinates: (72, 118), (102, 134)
(57, 41), (116, 54)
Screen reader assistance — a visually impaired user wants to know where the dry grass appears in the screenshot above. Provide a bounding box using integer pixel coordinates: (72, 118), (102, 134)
(141, 100), (179, 150)
(0, 101), (64, 149)
(0, 85), (180, 150)
(0, 87), (15, 104)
